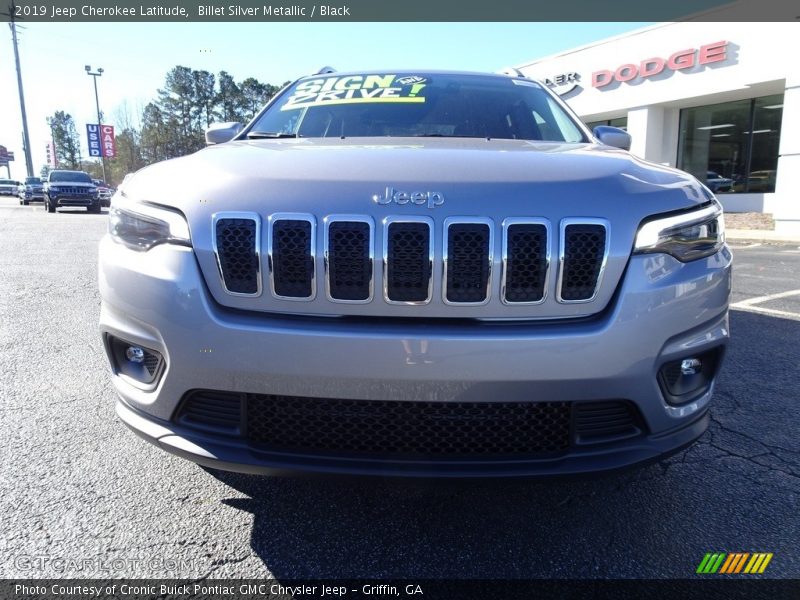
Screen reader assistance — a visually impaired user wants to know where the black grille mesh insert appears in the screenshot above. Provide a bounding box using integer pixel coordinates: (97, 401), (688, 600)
(246, 394), (572, 457)
(446, 223), (491, 303)
(561, 224), (606, 301)
(386, 222), (431, 302)
(505, 224), (548, 303)
(272, 220), (313, 298)
(215, 218), (259, 294)
(573, 401), (641, 443)
(177, 391), (242, 436)
(328, 221), (371, 301)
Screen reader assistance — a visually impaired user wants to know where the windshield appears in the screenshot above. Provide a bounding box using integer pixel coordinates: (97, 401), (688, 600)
(26, 177), (42, 184)
(50, 171), (92, 183)
(249, 73), (587, 142)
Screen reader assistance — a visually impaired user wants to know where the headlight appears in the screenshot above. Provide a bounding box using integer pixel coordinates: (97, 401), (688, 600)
(49, 186), (60, 193)
(109, 198), (191, 251)
(633, 200), (725, 262)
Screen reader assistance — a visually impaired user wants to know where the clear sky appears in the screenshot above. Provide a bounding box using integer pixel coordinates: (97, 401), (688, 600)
(1, 22), (651, 179)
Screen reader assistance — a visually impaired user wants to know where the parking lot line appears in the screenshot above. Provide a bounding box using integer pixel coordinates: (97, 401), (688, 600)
(731, 288), (800, 321)
(732, 288), (800, 307)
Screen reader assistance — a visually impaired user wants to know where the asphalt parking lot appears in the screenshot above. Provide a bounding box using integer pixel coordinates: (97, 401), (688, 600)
(1, 197), (798, 580)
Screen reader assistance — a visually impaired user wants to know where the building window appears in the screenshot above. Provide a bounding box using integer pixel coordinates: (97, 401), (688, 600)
(585, 117), (627, 131)
(677, 95), (783, 194)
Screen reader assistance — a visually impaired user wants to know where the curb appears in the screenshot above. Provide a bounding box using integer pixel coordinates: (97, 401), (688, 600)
(726, 229), (800, 244)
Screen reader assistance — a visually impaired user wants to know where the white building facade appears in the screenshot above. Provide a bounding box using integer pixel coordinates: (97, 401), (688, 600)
(517, 17), (800, 233)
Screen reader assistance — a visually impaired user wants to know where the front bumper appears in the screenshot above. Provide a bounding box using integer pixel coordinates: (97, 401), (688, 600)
(51, 195), (97, 207)
(99, 237), (732, 477)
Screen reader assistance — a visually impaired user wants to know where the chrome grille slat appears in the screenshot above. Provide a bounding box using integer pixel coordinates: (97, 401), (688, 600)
(443, 217), (494, 305)
(501, 218), (550, 305)
(557, 219), (610, 304)
(383, 216), (434, 305)
(212, 212), (262, 297)
(324, 215), (374, 303)
(268, 213), (316, 301)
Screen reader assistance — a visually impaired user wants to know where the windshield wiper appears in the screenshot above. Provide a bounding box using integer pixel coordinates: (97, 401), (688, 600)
(246, 132), (298, 139)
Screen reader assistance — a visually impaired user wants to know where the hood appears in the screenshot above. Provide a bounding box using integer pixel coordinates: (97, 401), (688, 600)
(124, 137), (707, 219)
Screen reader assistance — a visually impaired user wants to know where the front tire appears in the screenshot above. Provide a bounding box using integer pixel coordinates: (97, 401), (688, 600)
(89, 200), (101, 214)
(46, 197), (56, 213)
(23, 199), (30, 206)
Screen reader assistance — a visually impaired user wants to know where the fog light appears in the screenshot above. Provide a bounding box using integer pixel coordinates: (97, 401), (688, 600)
(126, 346), (145, 363)
(657, 347), (723, 405)
(106, 335), (165, 388)
(680, 358), (702, 375)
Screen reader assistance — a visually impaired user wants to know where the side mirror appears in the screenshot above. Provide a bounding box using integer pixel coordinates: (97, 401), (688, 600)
(593, 126), (632, 151)
(205, 122), (243, 145)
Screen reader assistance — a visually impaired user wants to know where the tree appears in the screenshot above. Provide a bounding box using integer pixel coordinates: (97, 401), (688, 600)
(216, 71), (244, 122)
(239, 78), (275, 120)
(46, 111), (81, 169)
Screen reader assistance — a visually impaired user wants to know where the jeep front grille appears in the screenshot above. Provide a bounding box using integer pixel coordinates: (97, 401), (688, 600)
(211, 214), (611, 311)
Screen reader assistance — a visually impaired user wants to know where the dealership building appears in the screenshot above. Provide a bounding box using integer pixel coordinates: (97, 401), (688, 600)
(516, 16), (799, 233)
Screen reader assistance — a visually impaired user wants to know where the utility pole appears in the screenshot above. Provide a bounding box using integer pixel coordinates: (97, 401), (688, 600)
(9, 16), (35, 177)
(85, 65), (107, 182)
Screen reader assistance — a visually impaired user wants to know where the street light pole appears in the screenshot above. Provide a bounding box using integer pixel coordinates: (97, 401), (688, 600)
(9, 19), (34, 177)
(85, 65), (106, 183)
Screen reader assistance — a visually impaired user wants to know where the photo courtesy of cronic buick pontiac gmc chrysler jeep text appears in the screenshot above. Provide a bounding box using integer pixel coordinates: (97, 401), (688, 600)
(98, 69), (731, 477)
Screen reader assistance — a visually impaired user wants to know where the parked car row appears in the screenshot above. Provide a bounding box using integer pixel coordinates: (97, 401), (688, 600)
(4, 170), (116, 212)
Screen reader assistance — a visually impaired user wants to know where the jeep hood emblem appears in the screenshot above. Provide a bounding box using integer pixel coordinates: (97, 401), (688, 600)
(372, 186), (445, 208)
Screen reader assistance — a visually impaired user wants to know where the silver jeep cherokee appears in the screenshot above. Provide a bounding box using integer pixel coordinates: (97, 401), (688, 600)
(99, 70), (731, 477)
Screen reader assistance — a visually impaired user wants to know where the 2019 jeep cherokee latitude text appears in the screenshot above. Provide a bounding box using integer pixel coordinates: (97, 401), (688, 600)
(99, 70), (731, 477)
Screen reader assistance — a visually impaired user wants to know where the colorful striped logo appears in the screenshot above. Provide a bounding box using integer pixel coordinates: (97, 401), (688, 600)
(696, 552), (773, 574)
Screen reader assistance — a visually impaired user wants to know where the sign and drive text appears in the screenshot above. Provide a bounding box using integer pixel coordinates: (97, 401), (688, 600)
(86, 124), (116, 158)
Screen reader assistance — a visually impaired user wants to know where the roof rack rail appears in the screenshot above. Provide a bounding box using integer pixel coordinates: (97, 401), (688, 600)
(498, 67), (526, 78)
(315, 66), (337, 75)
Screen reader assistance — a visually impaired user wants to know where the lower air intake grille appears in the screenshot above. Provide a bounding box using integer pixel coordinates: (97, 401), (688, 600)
(573, 401), (641, 443)
(246, 395), (572, 457)
(272, 220), (313, 298)
(504, 223), (548, 303)
(328, 221), (372, 301)
(215, 218), (259, 294)
(561, 224), (607, 301)
(386, 222), (431, 303)
(446, 223), (491, 303)
(176, 391), (242, 436)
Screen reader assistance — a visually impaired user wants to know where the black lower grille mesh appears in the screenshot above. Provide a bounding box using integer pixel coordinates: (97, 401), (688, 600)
(328, 221), (371, 301)
(246, 394), (572, 457)
(386, 222), (431, 302)
(561, 224), (606, 301)
(176, 391), (647, 459)
(272, 220), (313, 298)
(215, 218), (259, 294)
(573, 401), (641, 443)
(446, 223), (491, 303)
(505, 224), (547, 303)
(177, 391), (242, 435)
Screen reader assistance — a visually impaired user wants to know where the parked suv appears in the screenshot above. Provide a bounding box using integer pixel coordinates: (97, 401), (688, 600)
(99, 70), (731, 477)
(0, 178), (20, 196)
(44, 170), (100, 213)
(18, 176), (44, 204)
